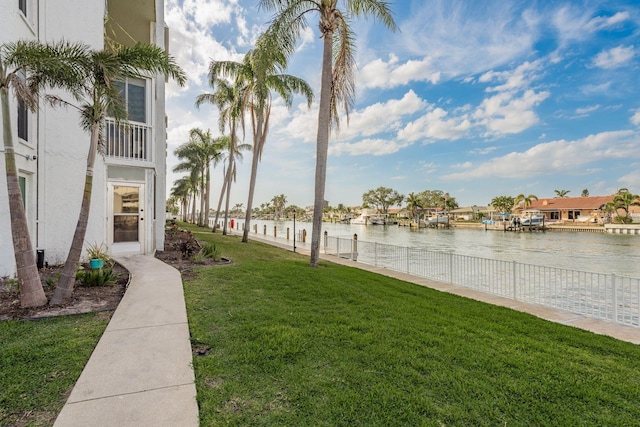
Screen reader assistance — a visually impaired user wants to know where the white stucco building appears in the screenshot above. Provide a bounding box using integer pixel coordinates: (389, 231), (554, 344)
(0, 0), (170, 276)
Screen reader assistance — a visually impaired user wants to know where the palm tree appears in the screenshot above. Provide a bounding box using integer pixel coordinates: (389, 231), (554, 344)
(514, 193), (538, 210)
(240, 34), (313, 243)
(261, 0), (397, 267)
(1, 40), (87, 307)
(581, 188), (589, 197)
(554, 189), (570, 198)
(196, 76), (246, 235)
(272, 194), (287, 220)
(170, 176), (192, 221)
(612, 188), (640, 222)
(174, 139), (205, 225)
(405, 192), (423, 221)
(490, 195), (515, 214)
(49, 42), (186, 305)
(174, 129), (225, 227)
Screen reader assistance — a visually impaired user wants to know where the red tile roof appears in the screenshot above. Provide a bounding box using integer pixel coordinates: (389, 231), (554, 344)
(527, 196), (613, 211)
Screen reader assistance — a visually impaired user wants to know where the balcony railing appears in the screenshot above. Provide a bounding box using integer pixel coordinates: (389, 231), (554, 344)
(105, 118), (151, 161)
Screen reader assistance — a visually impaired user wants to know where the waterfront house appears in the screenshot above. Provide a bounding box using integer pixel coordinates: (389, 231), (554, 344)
(522, 196), (613, 223)
(0, 0), (171, 276)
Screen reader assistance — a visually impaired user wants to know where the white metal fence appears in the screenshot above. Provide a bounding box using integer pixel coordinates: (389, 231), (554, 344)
(325, 235), (640, 328)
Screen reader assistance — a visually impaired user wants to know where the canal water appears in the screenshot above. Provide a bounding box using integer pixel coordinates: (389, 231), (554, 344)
(235, 220), (640, 278)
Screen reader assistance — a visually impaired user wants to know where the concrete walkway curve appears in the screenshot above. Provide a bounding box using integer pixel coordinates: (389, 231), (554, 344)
(54, 255), (198, 427)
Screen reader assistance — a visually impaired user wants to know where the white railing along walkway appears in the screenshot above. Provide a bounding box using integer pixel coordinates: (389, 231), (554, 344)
(325, 235), (640, 328)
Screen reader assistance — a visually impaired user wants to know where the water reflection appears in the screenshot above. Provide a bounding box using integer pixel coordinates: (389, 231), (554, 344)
(237, 220), (640, 277)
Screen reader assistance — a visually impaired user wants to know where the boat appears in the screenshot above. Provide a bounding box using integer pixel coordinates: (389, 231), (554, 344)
(424, 213), (450, 226)
(519, 210), (545, 226)
(350, 209), (386, 225)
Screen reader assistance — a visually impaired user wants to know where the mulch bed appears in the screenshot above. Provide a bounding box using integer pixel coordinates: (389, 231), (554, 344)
(0, 225), (229, 320)
(0, 262), (129, 321)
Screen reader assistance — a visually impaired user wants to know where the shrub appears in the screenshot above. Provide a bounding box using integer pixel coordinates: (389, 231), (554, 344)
(171, 231), (201, 258)
(76, 267), (118, 287)
(200, 242), (220, 261)
(85, 242), (114, 267)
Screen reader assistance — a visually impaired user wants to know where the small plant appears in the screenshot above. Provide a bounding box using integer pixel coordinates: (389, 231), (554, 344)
(190, 252), (206, 264)
(171, 231), (201, 259)
(76, 268), (118, 287)
(166, 221), (180, 238)
(0, 275), (19, 292)
(46, 272), (61, 288)
(200, 242), (220, 261)
(85, 242), (114, 267)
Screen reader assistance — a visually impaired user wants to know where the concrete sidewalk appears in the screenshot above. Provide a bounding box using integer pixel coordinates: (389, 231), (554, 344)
(54, 255), (198, 427)
(240, 230), (640, 345)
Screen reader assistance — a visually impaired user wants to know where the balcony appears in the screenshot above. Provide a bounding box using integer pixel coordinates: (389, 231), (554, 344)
(105, 118), (152, 162)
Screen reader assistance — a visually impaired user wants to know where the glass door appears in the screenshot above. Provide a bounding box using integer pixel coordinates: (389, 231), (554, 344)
(110, 183), (145, 253)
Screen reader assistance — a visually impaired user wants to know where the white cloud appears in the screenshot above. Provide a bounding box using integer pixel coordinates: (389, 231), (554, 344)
(400, 0), (539, 78)
(474, 89), (550, 135)
(479, 60), (543, 92)
(329, 138), (413, 156)
(443, 130), (640, 180)
(398, 107), (471, 142)
(359, 54), (441, 89)
(631, 110), (640, 126)
(586, 11), (631, 32)
(592, 45), (636, 69)
(575, 105), (601, 115)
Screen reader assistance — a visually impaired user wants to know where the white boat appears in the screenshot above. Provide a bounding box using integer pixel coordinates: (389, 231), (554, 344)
(424, 213), (450, 226)
(350, 209), (385, 225)
(519, 210), (545, 226)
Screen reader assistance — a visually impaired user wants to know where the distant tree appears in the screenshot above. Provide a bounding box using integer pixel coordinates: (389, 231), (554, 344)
(441, 192), (458, 212)
(271, 194), (287, 220)
(581, 188), (589, 197)
(491, 196), (515, 213)
(362, 187), (404, 216)
(514, 194), (538, 210)
(405, 192), (423, 220)
(612, 188), (640, 222)
(554, 189), (570, 198)
(416, 189), (443, 208)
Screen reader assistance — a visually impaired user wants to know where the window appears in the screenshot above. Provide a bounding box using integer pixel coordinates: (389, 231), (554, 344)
(17, 98), (28, 142)
(550, 211), (559, 220)
(115, 78), (147, 123)
(568, 210), (580, 220)
(19, 176), (26, 208)
(19, 0), (27, 16)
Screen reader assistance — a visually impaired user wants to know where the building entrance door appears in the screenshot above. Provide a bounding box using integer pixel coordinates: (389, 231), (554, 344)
(109, 183), (145, 254)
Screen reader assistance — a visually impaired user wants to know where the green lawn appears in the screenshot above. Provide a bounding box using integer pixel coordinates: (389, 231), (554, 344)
(184, 227), (640, 426)
(0, 313), (109, 426)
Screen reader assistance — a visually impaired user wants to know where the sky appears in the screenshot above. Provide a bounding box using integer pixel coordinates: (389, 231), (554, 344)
(163, 0), (640, 210)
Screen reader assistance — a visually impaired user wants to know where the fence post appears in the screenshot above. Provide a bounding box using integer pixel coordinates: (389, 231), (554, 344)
(324, 231), (328, 249)
(254, 224), (257, 233)
(352, 234), (358, 261)
(449, 251), (453, 284)
(406, 247), (410, 274)
(263, 225), (266, 235)
(287, 227), (290, 240)
(302, 229), (307, 243)
(512, 261), (517, 300)
(612, 273), (618, 324)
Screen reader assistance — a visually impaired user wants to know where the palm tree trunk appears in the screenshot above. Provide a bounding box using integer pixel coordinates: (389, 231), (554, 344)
(1, 89), (47, 307)
(204, 164), (211, 229)
(212, 171), (227, 232)
(51, 121), (99, 305)
(310, 32), (334, 267)
(191, 192), (197, 224)
(243, 114), (265, 243)
(222, 142), (235, 236)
